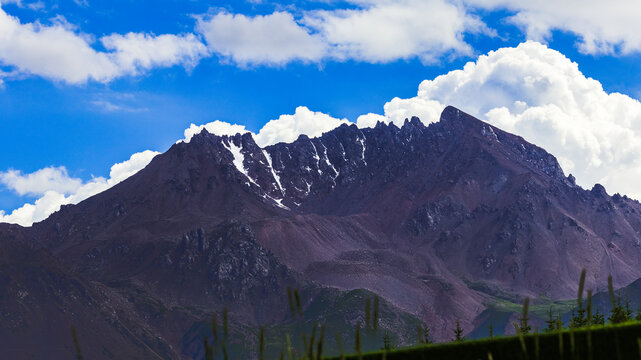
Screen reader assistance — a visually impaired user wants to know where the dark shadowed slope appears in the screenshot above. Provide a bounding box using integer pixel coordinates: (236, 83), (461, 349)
(0, 230), (181, 359)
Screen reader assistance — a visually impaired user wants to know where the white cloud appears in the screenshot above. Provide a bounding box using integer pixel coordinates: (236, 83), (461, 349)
(0, 4), (208, 84)
(465, 0), (641, 55)
(0, 6), (118, 83)
(90, 99), (148, 113)
(0, 150), (159, 226)
(0, 1), (489, 79)
(89, 91), (150, 113)
(2, 0), (43, 9)
(382, 97), (445, 128)
(195, 1), (489, 66)
(0, 191), (68, 227)
(356, 113), (388, 128)
(25, 1), (43, 11)
(193, 0), (641, 63)
(196, 11), (327, 66)
(183, 106), (351, 147)
(254, 106), (352, 146)
(101, 32), (208, 74)
(0, 166), (83, 196)
(3, 0), (641, 83)
(304, 0), (490, 63)
(1, 0), (22, 5)
(182, 120), (250, 143)
(368, 41), (641, 199)
(108, 150), (160, 183)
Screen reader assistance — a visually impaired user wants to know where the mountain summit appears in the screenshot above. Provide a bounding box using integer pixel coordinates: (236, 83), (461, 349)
(3, 106), (641, 358)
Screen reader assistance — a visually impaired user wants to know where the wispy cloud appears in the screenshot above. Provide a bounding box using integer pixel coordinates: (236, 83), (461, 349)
(89, 91), (150, 112)
(72, 0), (89, 7)
(90, 99), (148, 113)
(3, 0), (45, 11)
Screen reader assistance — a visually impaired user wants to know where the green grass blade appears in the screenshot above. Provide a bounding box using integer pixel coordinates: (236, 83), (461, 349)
(71, 326), (83, 360)
(259, 326), (265, 360)
(335, 332), (345, 360)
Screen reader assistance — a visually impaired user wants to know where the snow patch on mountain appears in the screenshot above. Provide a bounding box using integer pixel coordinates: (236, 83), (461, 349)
(223, 139), (259, 187)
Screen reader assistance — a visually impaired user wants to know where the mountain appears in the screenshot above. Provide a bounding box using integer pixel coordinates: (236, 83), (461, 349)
(3, 106), (641, 358)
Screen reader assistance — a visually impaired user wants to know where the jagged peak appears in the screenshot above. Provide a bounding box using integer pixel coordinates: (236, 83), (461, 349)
(233, 131), (260, 148)
(440, 105), (464, 121)
(591, 183), (608, 197)
(439, 106), (485, 129)
(435, 106), (578, 187)
(187, 115), (431, 153)
(404, 116), (424, 127)
(185, 127), (259, 149)
(398, 116), (427, 133)
(177, 106), (576, 197)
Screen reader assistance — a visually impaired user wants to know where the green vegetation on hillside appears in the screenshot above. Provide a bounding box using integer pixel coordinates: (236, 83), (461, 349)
(69, 269), (641, 359)
(334, 322), (641, 360)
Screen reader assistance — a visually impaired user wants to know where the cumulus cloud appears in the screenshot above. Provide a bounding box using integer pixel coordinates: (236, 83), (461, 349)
(182, 106), (352, 147)
(196, 11), (326, 66)
(304, 0), (490, 63)
(0, 4), (208, 84)
(0, 191), (69, 227)
(4, 0), (641, 83)
(1, 1), (487, 79)
(366, 41), (641, 199)
(195, 0), (489, 66)
(0, 6), (117, 83)
(465, 0), (641, 55)
(0, 166), (83, 196)
(101, 32), (208, 74)
(0, 150), (159, 226)
(182, 120), (250, 143)
(254, 106), (352, 146)
(356, 113), (388, 128)
(108, 150), (160, 183)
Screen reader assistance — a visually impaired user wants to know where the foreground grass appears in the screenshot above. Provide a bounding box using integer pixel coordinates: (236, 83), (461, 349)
(331, 321), (641, 360)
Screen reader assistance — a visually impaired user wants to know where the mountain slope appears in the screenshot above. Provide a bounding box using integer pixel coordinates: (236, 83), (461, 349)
(3, 106), (641, 355)
(1, 219), (423, 359)
(0, 232), (181, 359)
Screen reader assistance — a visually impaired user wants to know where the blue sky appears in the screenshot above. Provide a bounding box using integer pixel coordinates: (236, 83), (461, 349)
(3, 0), (641, 225)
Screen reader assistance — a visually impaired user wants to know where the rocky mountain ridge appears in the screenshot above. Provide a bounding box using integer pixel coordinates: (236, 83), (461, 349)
(3, 106), (641, 358)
